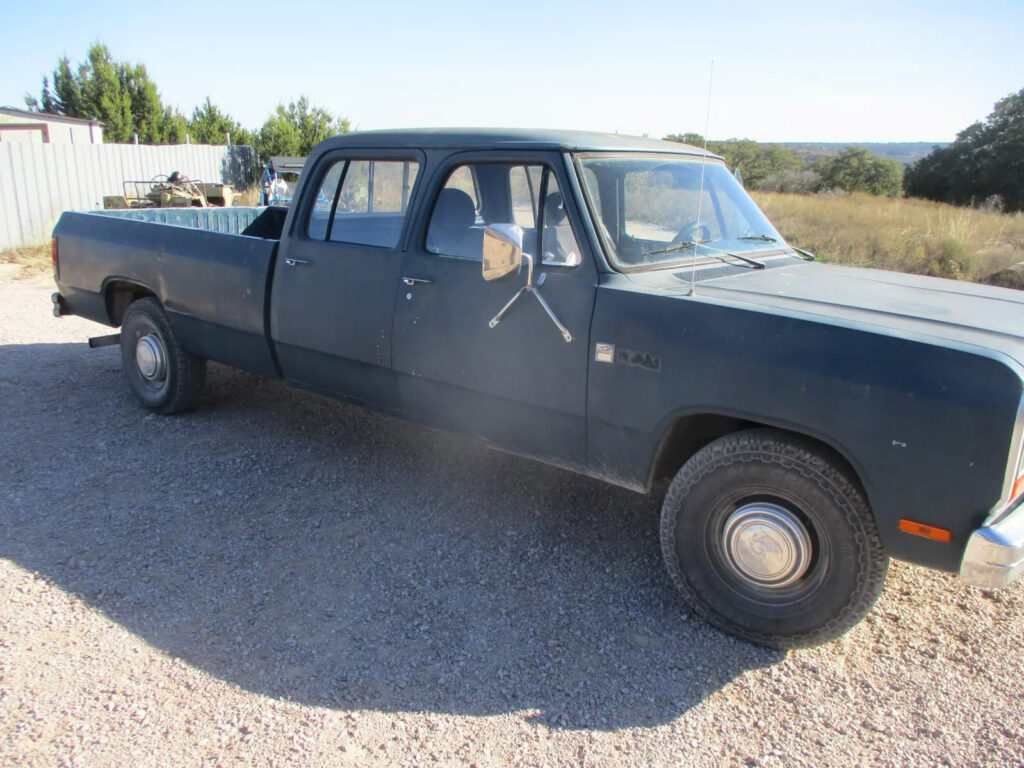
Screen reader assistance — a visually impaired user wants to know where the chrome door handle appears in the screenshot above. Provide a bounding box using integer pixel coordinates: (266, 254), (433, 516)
(402, 276), (433, 286)
(284, 258), (309, 267)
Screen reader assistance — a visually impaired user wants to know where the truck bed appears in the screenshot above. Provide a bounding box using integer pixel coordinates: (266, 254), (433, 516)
(53, 207), (285, 377)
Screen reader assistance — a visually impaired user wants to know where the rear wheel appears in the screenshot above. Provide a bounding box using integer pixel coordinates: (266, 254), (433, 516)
(120, 298), (205, 414)
(660, 429), (888, 648)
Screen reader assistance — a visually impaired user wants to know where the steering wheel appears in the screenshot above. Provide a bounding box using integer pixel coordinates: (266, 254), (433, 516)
(673, 222), (712, 244)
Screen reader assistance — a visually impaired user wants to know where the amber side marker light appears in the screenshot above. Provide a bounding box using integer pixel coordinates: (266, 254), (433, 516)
(899, 518), (953, 543)
(1012, 474), (1024, 502)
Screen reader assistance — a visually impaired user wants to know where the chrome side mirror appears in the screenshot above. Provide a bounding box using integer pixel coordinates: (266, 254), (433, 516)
(482, 223), (524, 282)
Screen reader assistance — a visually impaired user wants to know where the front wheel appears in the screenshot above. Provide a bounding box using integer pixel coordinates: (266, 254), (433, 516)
(120, 297), (205, 414)
(660, 429), (888, 649)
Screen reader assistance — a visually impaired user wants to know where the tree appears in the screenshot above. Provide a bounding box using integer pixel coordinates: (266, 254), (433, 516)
(189, 97), (256, 146)
(25, 43), (187, 143)
(257, 96), (350, 158)
(813, 147), (903, 196)
(665, 132), (707, 147)
(714, 140), (802, 189)
(758, 168), (824, 194)
(664, 135), (802, 189)
(905, 87), (1024, 212)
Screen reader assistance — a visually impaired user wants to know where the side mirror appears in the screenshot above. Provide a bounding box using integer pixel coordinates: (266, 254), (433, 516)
(482, 223), (524, 282)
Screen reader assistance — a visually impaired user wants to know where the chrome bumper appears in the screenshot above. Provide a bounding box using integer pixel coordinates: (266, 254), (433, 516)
(960, 501), (1024, 588)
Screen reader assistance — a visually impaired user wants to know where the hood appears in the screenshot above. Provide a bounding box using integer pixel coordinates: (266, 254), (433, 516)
(629, 261), (1024, 370)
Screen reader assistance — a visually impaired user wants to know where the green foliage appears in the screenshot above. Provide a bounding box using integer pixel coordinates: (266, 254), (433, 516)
(26, 44), (187, 143)
(812, 147), (903, 196)
(666, 132), (707, 146)
(905, 87), (1024, 212)
(664, 135), (802, 189)
(188, 97), (255, 146)
(758, 168), (824, 195)
(256, 96), (350, 158)
(718, 141), (802, 188)
(666, 134), (903, 196)
(23, 42), (355, 164)
(162, 109), (189, 144)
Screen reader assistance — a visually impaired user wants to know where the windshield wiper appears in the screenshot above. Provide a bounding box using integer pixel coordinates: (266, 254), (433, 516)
(741, 233), (815, 261)
(644, 240), (706, 259)
(698, 241), (766, 269)
(646, 239), (766, 270)
(789, 245), (816, 261)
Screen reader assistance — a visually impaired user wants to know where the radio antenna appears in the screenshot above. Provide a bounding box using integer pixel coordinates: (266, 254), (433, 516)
(689, 60), (714, 297)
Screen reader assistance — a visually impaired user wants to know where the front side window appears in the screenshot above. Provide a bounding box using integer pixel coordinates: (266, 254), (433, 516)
(307, 158), (419, 248)
(577, 153), (782, 270)
(426, 161), (581, 266)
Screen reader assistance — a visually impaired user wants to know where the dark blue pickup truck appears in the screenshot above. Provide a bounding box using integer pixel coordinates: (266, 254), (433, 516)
(51, 129), (1024, 648)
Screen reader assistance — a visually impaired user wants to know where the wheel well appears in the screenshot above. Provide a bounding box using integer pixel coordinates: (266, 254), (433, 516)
(105, 281), (156, 326)
(649, 414), (865, 497)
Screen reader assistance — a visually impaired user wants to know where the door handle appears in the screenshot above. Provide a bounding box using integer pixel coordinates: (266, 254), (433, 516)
(284, 258), (309, 267)
(402, 276), (433, 286)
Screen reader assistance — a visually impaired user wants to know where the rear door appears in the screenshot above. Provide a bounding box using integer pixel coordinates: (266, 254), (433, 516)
(393, 152), (598, 465)
(270, 149), (423, 408)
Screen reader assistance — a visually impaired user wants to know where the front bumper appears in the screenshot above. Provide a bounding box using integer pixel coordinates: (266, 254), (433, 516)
(960, 500), (1024, 588)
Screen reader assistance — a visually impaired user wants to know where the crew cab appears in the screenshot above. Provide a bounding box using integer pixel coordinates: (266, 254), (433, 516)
(51, 129), (1024, 648)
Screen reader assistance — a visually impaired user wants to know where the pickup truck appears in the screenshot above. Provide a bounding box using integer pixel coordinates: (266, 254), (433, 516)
(51, 129), (1024, 648)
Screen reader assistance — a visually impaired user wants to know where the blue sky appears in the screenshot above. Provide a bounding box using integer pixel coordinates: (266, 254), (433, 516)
(2, 0), (1021, 143)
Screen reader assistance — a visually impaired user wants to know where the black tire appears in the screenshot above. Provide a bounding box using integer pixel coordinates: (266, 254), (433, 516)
(659, 429), (888, 649)
(120, 297), (205, 414)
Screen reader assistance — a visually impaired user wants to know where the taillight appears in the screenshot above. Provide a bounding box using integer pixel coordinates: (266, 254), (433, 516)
(52, 236), (59, 280)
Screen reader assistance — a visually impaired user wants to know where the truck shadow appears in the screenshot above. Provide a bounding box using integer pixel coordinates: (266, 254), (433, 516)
(0, 342), (781, 730)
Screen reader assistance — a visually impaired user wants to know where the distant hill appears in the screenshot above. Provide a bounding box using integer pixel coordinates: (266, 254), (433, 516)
(780, 142), (949, 166)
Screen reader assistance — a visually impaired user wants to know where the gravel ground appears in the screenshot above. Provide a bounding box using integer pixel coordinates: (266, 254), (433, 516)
(1, 270), (1023, 767)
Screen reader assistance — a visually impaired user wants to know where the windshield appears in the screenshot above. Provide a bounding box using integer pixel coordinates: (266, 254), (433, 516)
(576, 153), (784, 271)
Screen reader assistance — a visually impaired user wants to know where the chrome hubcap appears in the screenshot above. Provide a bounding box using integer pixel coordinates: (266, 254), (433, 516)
(722, 503), (813, 588)
(135, 334), (167, 382)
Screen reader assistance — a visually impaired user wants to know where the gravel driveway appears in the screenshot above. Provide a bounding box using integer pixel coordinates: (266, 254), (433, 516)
(2, 272), (1022, 767)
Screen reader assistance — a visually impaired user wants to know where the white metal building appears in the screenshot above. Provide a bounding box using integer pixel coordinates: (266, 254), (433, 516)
(0, 107), (103, 144)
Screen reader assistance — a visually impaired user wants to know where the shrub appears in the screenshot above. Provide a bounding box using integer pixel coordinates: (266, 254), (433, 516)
(758, 169), (823, 194)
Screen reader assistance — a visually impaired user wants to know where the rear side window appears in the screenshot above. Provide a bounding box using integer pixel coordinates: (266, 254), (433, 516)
(307, 159), (419, 248)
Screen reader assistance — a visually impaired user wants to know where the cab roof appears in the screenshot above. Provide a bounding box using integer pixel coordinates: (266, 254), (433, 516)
(314, 128), (718, 157)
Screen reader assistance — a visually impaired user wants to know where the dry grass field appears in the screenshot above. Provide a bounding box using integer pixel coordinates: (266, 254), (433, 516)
(7, 193), (1024, 287)
(0, 244), (51, 275)
(753, 191), (1024, 283)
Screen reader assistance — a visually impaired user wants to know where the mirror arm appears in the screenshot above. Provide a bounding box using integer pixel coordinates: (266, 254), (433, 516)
(487, 253), (573, 343)
(487, 285), (529, 329)
(531, 287), (573, 343)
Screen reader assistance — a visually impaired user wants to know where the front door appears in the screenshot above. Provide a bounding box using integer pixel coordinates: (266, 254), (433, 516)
(393, 152), (598, 465)
(270, 150), (423, 408)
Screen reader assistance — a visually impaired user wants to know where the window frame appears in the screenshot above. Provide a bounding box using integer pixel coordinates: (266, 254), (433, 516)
(298, 148), (426, 250)
(419, 152), (585, 269)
